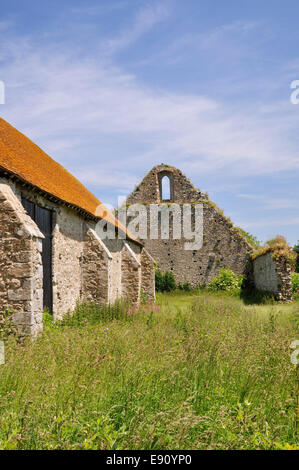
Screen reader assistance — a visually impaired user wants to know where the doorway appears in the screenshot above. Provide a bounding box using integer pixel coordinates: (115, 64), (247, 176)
(21, 198), (53, 314)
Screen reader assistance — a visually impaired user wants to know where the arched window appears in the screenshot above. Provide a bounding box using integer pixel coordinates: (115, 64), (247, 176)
(161, 175), (171, 200)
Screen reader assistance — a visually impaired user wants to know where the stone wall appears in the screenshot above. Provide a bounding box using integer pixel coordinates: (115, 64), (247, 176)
(125, 164), (252, 288)
(253, 251), (293, 301)
(104, 238), (124, 302)
(0, 180), (44, 335)
(82, 226), (112, 305)
(0, 176), (155, 334)
(52, 207), (85, 319)
(141, 248), (155, 301)
(121, 242), (141, 304)
(16, 184), (85, 321)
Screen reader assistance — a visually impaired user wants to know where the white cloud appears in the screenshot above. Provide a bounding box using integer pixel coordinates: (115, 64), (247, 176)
(0, 16), (299, 197)
(237, 194), (298, 210)
(71, 2), (129, 17)
(239, 217), (299, 229)
(102, 3), (170, 55)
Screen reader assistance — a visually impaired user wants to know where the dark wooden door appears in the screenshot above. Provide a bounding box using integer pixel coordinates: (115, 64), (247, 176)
(21, 198), (53, 314)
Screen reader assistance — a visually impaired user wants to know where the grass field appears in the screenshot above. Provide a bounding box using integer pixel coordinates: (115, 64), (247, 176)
(0, 291), (298, 450)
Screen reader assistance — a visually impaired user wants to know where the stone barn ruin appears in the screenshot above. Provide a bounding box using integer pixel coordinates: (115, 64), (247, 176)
(0, 118), (155, 335)
(124, 164), (293, 301)
(125, 164), (253, 288)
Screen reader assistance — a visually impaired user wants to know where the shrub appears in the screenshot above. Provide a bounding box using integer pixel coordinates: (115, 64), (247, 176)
(208, 268), (244, 293)
(182, 282), (191, 291)
(155, 269), (176, 292)
(0, 309), (18, 340)
(178, 282), (191, 292)
(291, 272), (299, 299)
(155, 269), (164, 292)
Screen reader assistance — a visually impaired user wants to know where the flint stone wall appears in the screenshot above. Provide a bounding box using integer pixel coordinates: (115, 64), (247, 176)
(0, 179), (44, 336)
(125, 164), (252, 287)
(253, 252), (293, 302)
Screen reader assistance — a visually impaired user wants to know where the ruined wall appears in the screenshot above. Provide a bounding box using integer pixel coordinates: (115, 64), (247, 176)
(0, 180), (44, 335)
(125, 164), (252, 288)
(253, 252), (293, 301)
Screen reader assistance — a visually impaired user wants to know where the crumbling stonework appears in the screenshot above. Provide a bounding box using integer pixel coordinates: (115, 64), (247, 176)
(253, 252), (293, 301)
(0, 180), (44, 336)
(125, 164), (253, 287)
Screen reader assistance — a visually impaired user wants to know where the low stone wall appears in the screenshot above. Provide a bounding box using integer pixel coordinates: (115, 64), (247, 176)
(253, 251), (293, 302)
(0, 181), (44, 335)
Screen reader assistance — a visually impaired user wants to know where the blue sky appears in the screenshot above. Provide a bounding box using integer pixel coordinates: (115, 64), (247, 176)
(0, 0), (299, 245)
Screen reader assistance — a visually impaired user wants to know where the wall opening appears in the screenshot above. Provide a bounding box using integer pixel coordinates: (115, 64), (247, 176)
(21, 198), (53, 314)
(158, 171), (174, 201)
(161, 176), (171, 200)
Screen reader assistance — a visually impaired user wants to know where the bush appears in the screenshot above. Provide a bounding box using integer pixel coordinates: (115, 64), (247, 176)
(164, 271), (176, 292)
(208, 268), (244, 293)
(178, 282), (191, 292)
(155, 269), (164, 292)
(293, 241), (299, 273)
(155, 269), (176, 292)
(291, 272), (299, 299)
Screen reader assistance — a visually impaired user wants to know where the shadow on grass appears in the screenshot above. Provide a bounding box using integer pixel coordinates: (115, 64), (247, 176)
(240, 287), (277, 305)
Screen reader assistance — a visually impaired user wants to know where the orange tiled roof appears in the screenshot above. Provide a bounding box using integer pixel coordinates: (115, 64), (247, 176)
(0, 117), (140, 245)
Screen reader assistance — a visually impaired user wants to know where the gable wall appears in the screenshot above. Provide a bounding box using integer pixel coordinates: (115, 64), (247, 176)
(126, 165), (252, 287)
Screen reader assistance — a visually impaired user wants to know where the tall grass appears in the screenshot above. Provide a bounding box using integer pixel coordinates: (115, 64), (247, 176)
(0, 293), (298, 450)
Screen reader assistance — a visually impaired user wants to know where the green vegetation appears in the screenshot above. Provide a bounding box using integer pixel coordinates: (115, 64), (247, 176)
(293, 241), (299, 273)
(155, 269), (176, 292)
(235, 228), (261, 249)
(252, 236), (297, 269)
(292, 272), (299, 300)
(0, 291), (298, 450)
(207, 268), (244, 294)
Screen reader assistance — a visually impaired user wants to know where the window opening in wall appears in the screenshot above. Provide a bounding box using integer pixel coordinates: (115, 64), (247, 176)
(161, 175), (171, 201)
